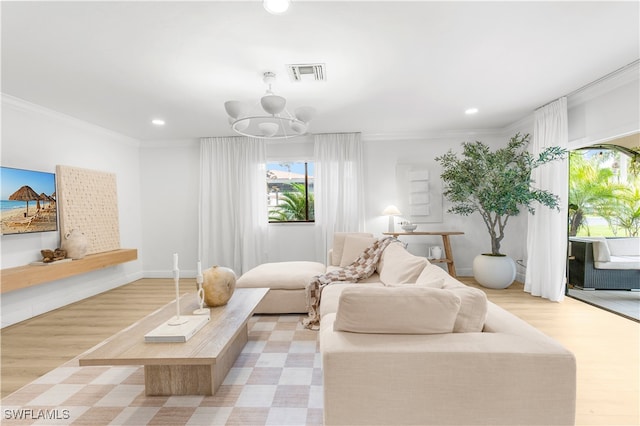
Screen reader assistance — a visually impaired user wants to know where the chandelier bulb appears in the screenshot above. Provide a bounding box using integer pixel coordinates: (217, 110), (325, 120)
(261, 94), (286, 115)
(294, 106), (316, 123)
(225, 100), (246, 119)
(259, 122), (279, 137)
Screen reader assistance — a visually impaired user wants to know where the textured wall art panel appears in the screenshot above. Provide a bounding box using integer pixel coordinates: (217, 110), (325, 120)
(396, 163), (443, 223)
(56, 165), (120, 254)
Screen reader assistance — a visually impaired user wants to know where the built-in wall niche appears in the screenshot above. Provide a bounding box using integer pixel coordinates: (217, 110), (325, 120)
(395, 163), (443, 223)
(56, 165), (120, 254)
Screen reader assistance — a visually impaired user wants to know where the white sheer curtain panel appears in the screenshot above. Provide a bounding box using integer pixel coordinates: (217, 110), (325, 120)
(314, 133), (365, 263)
(525, 97), (569, 302)
(199, 137), (268, 275)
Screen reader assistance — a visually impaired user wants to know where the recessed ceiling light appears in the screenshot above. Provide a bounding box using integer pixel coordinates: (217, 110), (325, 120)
(151, 119), (165, 126)
(465, 108), (479, 115)
(264, 0), (290, 14)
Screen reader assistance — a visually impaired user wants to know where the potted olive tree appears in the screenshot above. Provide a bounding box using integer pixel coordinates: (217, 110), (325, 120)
(435, 133), (566, 288)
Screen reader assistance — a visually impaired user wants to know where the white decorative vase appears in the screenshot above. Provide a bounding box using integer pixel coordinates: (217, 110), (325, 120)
(60, 229), (89, 259)
(473, 254), (516, 289)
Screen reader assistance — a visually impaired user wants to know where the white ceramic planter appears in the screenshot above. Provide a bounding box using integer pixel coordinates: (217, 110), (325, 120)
(473, 254), (516, 289)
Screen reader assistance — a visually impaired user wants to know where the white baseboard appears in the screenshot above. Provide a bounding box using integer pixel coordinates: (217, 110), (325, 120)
(1, 270), (144, 328)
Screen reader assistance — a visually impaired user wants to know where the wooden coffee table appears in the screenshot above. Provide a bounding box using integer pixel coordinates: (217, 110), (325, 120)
(79, 287), (268, 396)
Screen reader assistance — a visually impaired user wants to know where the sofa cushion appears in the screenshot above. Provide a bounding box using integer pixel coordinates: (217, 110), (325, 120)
(333, 286), (461, 334)
(590, 237), (640, 269)
(442, 282), (488, 332)
(595, 256), (640, 270)
(319, 282), (384, 318)
(236, 261), (326, 290)
(331, 232), (374, 266)
(606, 237), (640, 256)
(386, 267), (487, 332)
(339, 235), (377, 267)
(591, 237), (612, 262)
(377, 242), (428, 285)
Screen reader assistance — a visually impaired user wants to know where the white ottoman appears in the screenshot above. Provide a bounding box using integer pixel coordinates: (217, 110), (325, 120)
(236, 261), (326, 314)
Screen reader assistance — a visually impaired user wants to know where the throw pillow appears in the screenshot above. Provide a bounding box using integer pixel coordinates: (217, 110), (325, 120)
(378, 242), (428, 284)
(442, 282), (488, 332)
(339, 236), (377, 267)
(606, 237), (640, 255)
(333, 286), (461, 334)
(415, 264), (450, 288)
(331, 232), (374, 266)
(591, 237), (611, 262)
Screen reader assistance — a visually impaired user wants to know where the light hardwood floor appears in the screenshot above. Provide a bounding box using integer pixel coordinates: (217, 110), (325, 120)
(1, 279), (178, 397)
(1, 278), (639, 425)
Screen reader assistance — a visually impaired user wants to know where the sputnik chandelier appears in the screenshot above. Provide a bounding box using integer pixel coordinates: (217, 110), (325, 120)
(224, 71), (315, 139)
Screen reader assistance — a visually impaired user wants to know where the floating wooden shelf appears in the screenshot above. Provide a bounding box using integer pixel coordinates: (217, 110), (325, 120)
(1, 248), (137, 294)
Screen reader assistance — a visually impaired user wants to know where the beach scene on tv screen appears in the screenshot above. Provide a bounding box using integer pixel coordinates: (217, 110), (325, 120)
(1, 167), (58, 235)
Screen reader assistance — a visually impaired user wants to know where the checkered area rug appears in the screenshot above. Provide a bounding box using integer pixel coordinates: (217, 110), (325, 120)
(1, 315), (324, 425)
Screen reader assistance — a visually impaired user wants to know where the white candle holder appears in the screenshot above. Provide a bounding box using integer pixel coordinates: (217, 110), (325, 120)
(168, 256), (188, 326)
(193, 273), (209, 315)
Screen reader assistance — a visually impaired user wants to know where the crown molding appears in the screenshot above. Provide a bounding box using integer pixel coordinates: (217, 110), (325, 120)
(360, 128), (504, 142)
(359, 119), (542, 142)
(139, 138), (200, 149)
(1, 93), (140, 147)
(567, 60), (639, 108)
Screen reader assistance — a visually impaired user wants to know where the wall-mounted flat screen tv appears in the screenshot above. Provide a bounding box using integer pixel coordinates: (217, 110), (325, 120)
(1, 166), (58, 235)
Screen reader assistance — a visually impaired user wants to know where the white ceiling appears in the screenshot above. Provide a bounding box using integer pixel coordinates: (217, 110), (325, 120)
(2, 1), (639, 141)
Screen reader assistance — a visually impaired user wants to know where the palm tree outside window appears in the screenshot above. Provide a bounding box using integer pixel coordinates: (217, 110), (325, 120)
(267, 162), (315, 222)
(569, 146), (640, 237)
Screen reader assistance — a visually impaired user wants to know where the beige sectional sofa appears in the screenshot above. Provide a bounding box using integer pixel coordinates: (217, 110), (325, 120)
(235, 232), (380, 313)
(319, 235), (577, 426)
(236, 260), (325, 313)
(239, 233), (577, 425)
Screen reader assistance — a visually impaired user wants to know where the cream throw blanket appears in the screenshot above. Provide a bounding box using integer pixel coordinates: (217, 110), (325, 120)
(303, 236), (397, 329)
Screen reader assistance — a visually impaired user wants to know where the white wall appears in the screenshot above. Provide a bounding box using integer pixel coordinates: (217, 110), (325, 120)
(267, 222), (317, 262)
(139, 139), (201, 277)
(1, 95), (144, 327)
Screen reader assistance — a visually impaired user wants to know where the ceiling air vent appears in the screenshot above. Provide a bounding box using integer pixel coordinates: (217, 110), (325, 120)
(287, 63), (326, 82)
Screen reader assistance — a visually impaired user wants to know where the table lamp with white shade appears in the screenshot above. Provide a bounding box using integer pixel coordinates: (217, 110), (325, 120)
(382, 205), (402, 232)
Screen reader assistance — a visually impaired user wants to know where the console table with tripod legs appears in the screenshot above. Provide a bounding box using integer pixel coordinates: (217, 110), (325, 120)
(383, 231), (464, 277)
